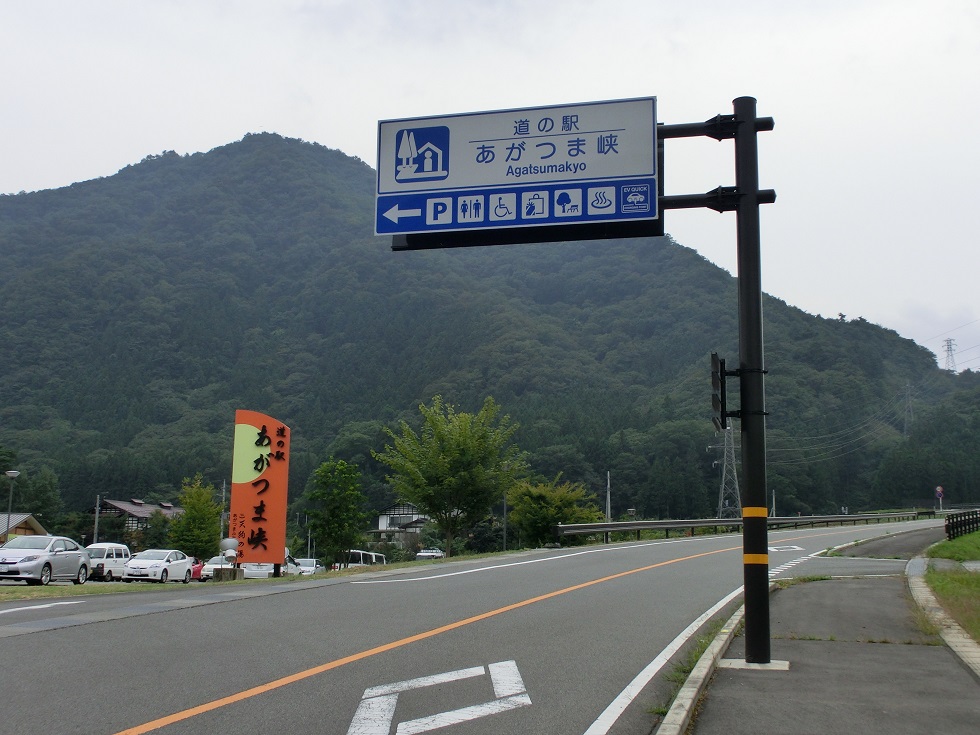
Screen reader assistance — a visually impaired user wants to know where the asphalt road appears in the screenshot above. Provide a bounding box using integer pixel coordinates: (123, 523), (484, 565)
(0, 519), (944, 735)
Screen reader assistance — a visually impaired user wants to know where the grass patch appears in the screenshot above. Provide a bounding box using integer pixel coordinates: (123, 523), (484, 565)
(0, 580), (196, 601)
(650, 618), (726, 716)
(927, 530), (980, 563)
(773, 575), (830, 590)
(925, 530), (980, 642)
(925, 567), (980, 642)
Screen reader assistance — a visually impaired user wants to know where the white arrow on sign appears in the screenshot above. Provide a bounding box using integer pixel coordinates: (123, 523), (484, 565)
(347, 660), (531, 735)
(383, 204), (423, 223)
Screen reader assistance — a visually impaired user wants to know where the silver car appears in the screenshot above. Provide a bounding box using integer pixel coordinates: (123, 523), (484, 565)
(0, 535), (91, 586)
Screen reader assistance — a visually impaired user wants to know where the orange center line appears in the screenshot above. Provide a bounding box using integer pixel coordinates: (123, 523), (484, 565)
(113, 544), (739, 734)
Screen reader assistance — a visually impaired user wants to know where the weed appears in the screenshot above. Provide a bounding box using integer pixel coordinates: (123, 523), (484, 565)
(648, 619), (725, 716)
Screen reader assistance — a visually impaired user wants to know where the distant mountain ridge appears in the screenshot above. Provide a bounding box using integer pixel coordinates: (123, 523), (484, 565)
(1, 132), (976, 520)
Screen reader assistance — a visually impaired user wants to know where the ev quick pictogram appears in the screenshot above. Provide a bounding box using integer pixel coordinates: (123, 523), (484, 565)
(375, 97), (658, 236)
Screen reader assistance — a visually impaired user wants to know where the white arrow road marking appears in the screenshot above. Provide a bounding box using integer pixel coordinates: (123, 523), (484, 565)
(347, 660), (531, 735)
(769, 545), (804, 552)
(383, 204), (423, 223)
(0, 600), (84, 615)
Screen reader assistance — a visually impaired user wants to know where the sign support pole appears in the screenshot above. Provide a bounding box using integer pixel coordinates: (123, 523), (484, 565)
(733, 96), (770, 664)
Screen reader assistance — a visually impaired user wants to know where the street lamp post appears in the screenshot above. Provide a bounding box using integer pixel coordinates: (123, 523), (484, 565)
(4, 470), (20, 543)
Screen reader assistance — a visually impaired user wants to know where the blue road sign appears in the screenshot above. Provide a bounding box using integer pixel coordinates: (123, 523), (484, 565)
(376, 97), (657, 236)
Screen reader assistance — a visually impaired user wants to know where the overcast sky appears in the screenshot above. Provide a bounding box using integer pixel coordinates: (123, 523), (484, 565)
(3, 1), (978, 371)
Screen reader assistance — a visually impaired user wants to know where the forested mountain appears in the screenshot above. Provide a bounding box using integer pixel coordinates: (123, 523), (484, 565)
(1, 133), (978, 528)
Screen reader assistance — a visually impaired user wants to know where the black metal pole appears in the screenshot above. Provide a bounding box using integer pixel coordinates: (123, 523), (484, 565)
(734, 96), (771, 663)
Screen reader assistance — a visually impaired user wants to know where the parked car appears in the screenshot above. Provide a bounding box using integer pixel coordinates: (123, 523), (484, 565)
(85, 542), (131, 581)
(0, 535), (91, 586)
(296, 558), (326, 575)
(416, 548), (445, 560)
(123, 549), (192, 583)
(200, 555), (233, 581)
(242, 553), (301, 579)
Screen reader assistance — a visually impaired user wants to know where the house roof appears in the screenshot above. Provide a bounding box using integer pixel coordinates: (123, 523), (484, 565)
(97, 498), (184, 519)
(1, 513), (48, 535)
(380, 502), (421, 516)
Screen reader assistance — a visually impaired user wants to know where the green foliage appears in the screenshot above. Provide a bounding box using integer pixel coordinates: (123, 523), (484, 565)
(374, 396), (527, 555)
(134, 509), (172, 551)
(167, 474), (221, 560)
(925, 567), (980, 641)
(927, 530), (980, 563)
(508, 475), (604, 547)
(0, 446), (16, 474)
(306, 459), (370, 566)
(21, 467), (63, 522)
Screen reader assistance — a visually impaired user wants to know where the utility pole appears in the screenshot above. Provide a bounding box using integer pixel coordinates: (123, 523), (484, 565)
(604, 472), (611, 545)
(733, 96), (772, 664)
(93, 494), (101, 543)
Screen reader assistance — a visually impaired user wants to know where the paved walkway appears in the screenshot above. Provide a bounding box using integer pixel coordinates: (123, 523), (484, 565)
(657, 529), (980, 735)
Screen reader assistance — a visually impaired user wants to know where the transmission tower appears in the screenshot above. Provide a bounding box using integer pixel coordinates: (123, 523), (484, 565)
(943, 338), (957, 371)
(903, 382), (914, 439)
(715, 421), (741, 519)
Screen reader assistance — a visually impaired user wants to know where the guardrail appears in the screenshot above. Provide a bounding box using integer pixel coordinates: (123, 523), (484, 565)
(945, 509), (980, 541)
(554, 510), (927, 540)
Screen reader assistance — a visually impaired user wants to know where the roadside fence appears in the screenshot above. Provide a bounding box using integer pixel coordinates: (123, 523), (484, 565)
(945, 509), (980, 541)
(555, 510), (928, 542)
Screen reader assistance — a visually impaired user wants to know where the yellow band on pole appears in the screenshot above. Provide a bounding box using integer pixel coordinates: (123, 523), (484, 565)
(742, 506), (768, 518)
(743, 553), (769, 565)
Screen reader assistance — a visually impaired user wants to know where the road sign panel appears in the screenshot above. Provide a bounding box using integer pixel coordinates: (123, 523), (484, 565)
(376, 97), (657, 236)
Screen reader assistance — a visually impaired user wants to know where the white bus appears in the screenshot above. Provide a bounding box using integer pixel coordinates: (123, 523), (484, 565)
(332, 549), (386, 570)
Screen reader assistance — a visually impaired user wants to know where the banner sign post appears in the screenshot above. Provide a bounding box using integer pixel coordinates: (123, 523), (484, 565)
(229, 410), (290, 565)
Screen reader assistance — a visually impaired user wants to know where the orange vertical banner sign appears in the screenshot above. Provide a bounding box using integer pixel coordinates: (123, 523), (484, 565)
(229, 410), (290, 565)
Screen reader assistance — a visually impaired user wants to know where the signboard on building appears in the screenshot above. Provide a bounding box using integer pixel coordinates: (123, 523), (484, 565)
(229, 410), (290, 565)
(376, 97), (657, 237)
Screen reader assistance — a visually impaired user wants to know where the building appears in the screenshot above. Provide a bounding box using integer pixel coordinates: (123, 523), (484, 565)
(95, 498), (184, 532)
(371, 502), (429, 546)
(1, 513), (48, 542)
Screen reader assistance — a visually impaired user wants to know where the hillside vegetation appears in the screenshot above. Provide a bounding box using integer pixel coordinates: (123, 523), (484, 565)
(1, 133), (978, 530)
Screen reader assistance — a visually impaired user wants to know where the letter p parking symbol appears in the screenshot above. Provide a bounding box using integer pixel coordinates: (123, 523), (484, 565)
(426, 197), (453, 226)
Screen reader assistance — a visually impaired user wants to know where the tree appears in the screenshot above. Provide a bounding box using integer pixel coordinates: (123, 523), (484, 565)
(22, 467), (63, 523)
(136, 509), (172, 550)
(374, 396), (527, 556)
(166, 474), (221, 559)
(306, 459), (369, 568)
(508, 475), (604, 547)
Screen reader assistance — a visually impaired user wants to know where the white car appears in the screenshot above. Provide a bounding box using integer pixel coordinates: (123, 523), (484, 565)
(200, 555), (233, 581)
(415, 548), (445, 560)
(124, 549), (192, 584)
(242, 554), (301, 578)
(296, 558), (326, 575)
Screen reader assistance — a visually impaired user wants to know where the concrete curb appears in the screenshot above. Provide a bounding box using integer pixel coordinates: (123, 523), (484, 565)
(906, 555), (980, 679)
(655, 603), (745, 735)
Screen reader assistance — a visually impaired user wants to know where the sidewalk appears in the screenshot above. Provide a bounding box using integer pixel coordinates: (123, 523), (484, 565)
(658, 556), (980, 735)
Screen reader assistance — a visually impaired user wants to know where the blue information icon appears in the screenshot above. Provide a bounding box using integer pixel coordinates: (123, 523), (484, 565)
(394, 126), (450, 183)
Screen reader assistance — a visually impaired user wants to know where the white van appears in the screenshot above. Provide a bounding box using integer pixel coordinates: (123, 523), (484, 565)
(85, 542), (131, 581)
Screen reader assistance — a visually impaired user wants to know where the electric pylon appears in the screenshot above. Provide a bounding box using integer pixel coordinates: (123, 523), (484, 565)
(716, 420), (741, 519)
(903, 382), (914, 439)
(943, 338), (957, 372)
